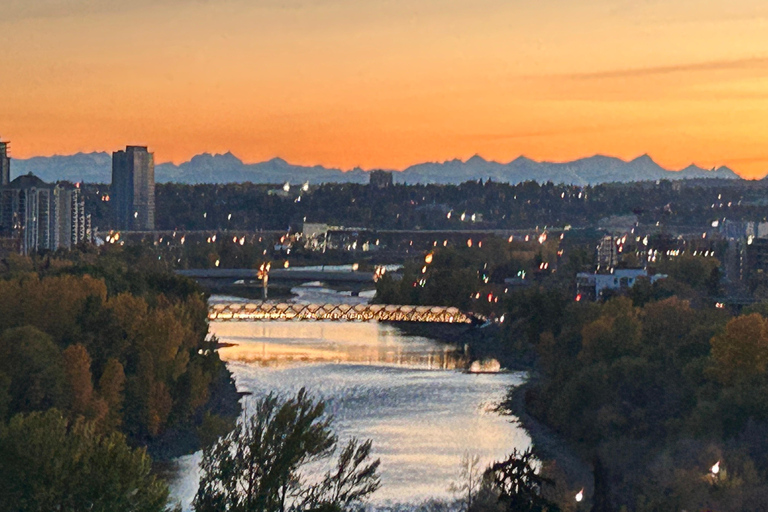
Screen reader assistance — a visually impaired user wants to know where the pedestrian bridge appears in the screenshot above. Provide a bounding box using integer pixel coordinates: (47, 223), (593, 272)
(208, 302), (473, 323)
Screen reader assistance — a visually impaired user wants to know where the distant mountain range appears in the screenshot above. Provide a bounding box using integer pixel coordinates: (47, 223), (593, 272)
(10, 151), (741, 186)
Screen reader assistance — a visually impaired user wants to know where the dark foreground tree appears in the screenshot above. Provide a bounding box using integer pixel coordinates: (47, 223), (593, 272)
(485, 449), (561, 512)
(193, 388), (380, 512)
(0, 409), (170, 512)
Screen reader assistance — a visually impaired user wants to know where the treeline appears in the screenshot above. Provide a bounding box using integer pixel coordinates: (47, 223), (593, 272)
(518, 293), (768, 510)
(86, 179), (768, 232)
(0, 248), (238, 453)
(374, 237), (561, 312)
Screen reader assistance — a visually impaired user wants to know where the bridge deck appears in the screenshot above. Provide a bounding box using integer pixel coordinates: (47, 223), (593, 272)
(209, 302), (472, 323)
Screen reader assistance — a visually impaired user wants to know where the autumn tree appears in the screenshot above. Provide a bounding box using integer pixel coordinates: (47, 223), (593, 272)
(63, 344), (95, 417)
(98, 358), (126, 430)
(710, 313), (768, 385)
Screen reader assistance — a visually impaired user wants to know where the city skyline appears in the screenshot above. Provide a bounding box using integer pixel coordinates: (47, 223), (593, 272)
(3, 0), (768, 178)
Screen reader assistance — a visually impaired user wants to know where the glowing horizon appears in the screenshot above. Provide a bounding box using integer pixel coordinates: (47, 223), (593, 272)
(3, 0), (768, 178)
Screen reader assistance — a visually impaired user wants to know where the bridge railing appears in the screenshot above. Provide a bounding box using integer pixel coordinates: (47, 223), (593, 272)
(208, 302), (472, 323)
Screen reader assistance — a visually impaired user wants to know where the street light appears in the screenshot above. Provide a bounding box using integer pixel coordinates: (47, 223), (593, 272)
(258, 262), (271, 300)
(575, 488), (584, 502)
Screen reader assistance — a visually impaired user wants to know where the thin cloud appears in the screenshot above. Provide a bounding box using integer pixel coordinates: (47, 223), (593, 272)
(560, 57), (768, 80)
(0, 0), (216, 22)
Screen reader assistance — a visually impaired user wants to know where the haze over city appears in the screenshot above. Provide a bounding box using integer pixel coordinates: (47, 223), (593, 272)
(3, 0), (768, 177)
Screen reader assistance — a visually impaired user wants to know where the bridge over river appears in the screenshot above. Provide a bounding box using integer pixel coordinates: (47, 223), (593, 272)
(208, 302), (473, 323)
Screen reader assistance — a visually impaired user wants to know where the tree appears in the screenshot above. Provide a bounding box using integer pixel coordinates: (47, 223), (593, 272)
(302, 438), (381, 510)
(449, 451), (483, 511)
(193, 389), (380, 512)
(62, 344), (94, 417)
(710, 314), (768, 385)
(0, 326), (65, 417)
(485, 449), (561, 512)
(98, 358), (126, 430)
(0, 409), (170, 512)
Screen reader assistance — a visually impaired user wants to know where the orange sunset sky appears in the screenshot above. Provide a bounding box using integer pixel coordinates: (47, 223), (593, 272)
(3, 0), (768, 178)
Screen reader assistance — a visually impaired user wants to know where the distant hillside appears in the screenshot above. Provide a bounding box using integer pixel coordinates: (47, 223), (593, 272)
(10, 151), (741, 186)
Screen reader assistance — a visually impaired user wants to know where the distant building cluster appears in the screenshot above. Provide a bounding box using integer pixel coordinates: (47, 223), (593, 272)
(300, 222), (382, 253)
(0, 138), (92, 255)
(721, 220), (768, 286)
(577, 233), (666, 301)
(576, 269), (666, 301)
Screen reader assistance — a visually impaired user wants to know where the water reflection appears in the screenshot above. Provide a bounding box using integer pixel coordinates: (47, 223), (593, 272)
(168, 321), (530, 509)
(217, 322), (465, 369)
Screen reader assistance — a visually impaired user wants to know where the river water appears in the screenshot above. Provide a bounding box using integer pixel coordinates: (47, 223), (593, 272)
(167, 288), (530, 509)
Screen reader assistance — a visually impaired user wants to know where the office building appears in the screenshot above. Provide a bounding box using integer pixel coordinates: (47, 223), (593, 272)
(369, 170), (393, 188)
(112, 146), (155, 230)
(0, 139), (9, 187)
(596, 235), (619, 271)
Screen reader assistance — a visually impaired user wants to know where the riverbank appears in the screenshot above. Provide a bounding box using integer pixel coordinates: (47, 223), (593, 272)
(394, 322), (594, 506)
(500, 377), (594, 501)
(390, 322), (535, 371)
(148, 361), (242, 461)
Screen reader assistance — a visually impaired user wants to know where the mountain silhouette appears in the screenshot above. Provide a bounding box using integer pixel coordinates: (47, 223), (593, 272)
(10, 152), (742, 185)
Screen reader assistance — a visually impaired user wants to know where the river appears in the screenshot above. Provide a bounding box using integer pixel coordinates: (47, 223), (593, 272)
(167, 287), (531, 509)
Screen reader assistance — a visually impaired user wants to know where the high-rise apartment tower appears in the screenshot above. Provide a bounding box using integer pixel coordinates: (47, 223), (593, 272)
(0, 175), (90, 254)
(111, 146), (155, 230)
(0, 139), (10, 187)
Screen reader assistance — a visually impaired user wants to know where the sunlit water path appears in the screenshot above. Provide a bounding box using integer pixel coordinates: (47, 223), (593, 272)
(168, 289), (530, 509)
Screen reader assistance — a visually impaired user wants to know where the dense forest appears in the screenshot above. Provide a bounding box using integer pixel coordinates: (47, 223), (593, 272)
(85, 179), (768, 232)
(0, 247), (239, 455)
